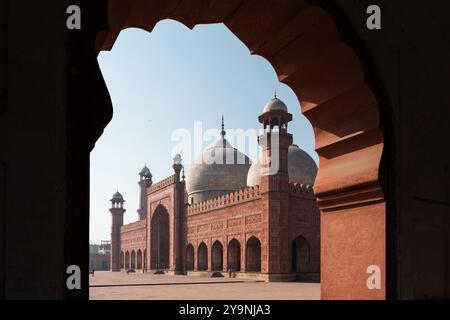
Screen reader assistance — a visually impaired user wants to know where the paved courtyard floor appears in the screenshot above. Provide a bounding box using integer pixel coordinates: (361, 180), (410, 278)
(89, 271), (321, 300)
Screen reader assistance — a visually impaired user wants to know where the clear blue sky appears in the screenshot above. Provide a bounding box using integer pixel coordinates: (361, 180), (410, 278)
(90, 20), (317, 243)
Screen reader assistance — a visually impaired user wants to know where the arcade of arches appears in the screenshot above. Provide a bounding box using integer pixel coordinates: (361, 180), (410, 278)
(120, 235), (314, 276)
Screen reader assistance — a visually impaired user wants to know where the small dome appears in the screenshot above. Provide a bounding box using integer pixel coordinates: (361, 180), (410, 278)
(247, 144), (317, 187)
(111, 191), (124, 201)
(262, 97), (288, 113)
(186, 137), (251, 204)
(139, 165), (151, 177)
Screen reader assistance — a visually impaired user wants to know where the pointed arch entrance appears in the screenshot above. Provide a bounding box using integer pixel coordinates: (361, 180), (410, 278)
(125, 251), (130, 269)
(211, 241), (223, 271)
(292, 236), (310, 273)
(185, 244), (194, 271)
(137, 249), (143, 270)
(197, 242), (208, 271)
(150, 205), (170, 269)
(246, 236), (261, 272)
(227, 239), (241, 271)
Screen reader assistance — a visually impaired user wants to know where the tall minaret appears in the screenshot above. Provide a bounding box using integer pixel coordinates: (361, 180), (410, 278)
(110, 191), (125, 272)
(258, 94), (293, 277)
(172, 153), (184, 274)
(137, 166), (152, 220)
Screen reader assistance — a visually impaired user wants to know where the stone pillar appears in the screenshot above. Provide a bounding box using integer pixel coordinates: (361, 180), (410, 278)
(193, 241), (198, 272)
(207, 242), (212, 272)
(241, 238), (247, 273)
(223, 242), (228, 273)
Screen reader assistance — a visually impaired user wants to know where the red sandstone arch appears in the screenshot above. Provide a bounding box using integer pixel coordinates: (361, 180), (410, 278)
(246, 236), (261, 272)
(125, 250), (130, 269)
(96, 0), (386, 299)
(131, 250), (136, 269)
(227, 238), (241, 272)
(211, 241), (223, 272)
(292, 236), (310, 274)
(137, 249), (143, 270)
(120, 251), (124, 269)
(185, 244), (194, 271)
(197, 242), (208, 271)
(150, 205), (170, 269)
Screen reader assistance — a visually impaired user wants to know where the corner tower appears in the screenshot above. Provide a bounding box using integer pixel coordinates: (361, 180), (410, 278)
(258, 94), (293, 280)
(109, 191), (125, 271)
(138, 166), (152, 220)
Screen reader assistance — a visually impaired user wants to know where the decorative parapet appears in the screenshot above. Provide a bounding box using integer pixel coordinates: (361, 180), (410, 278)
(187, 185), (261, 215)
(148, 174), (175, 194)
(121, 219), (146, 233)
(288, 182), (316, 199)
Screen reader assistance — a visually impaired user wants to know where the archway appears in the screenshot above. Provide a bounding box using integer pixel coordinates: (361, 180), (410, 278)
(246, 236), (261, 272)
(197, 242), (208, 271)
(137, 249), (143, 270)
(125, 251), (130, 269)
(131, 250), (136, 269)
(292, 236), (310, 273)
(150, 205), (170, 269)
(94, 1), (388, 300)
(120, 251), (124, 269)
(211, 241), (223, 271)
(185, 244), (194, 271)
(227, 239), (241, 271)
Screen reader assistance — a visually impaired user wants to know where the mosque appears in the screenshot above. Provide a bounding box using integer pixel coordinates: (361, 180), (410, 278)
(109, 96), (320, 281)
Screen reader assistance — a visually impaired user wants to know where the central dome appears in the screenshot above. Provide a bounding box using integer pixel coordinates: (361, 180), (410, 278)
(186, 136), (251, 204)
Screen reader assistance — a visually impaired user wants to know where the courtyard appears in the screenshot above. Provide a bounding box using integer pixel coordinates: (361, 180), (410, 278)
(89, 271), (321, 300)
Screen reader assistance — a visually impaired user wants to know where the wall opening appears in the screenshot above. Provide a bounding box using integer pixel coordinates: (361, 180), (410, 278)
(246, 236), (261, 272)
(150, 205), (170, 269)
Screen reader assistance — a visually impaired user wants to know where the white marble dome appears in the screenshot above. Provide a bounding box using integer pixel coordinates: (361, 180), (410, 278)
(262, 97), (288, 113)
(247, 144), (317, 187)
(186, 137), (251, 204)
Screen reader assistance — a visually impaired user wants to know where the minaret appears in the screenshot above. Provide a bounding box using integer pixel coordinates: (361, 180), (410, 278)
(172, 153), (184, 274)
(258, 94), (293, 278)
(137, 165), (152, 220)
(110, 191), (125, 272)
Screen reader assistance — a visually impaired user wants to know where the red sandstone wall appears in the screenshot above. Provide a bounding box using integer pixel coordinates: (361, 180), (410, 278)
(288, 190), (320, 274)
(321, 201), (385, 300)
(120, 220), (147, 267)
(186, 193), (263, 272)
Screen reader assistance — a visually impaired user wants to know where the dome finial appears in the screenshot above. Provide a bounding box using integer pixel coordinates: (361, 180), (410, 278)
(221, 115), (226, 138)
(274, 89), (277, 99)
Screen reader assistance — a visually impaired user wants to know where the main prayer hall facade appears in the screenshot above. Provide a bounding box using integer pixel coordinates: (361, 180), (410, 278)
(109, 97), (320, 281)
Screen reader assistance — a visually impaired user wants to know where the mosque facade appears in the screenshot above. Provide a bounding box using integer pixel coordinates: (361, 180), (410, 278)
(109, 97), (320, 281)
